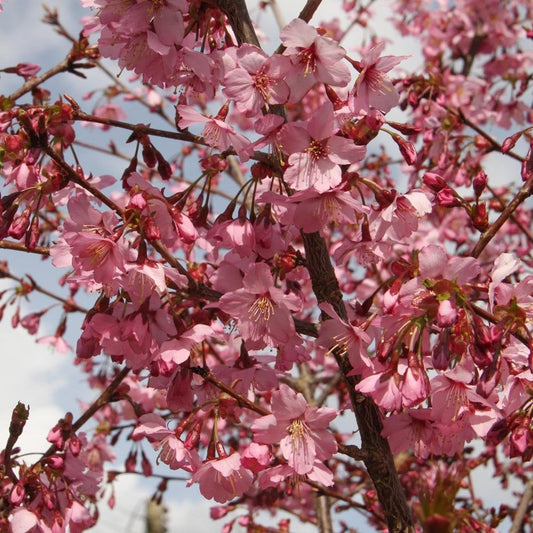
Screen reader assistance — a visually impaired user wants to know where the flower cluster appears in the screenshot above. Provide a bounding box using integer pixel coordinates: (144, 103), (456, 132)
(0, 0), (532, 531)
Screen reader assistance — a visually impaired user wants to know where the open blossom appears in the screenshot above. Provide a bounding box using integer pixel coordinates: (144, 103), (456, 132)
(223, 44), (290, 117)
(89, 0), (187, 87)
(352, 41), (407, 113)
(261, 186), (370, 234)
(176, 104), (250, 156)
(317, 302), (372, 374)
(280, 18), (351, 102)
(132, 414), (200, 472)
(279, 102), (365, 192)
(217, 262), (301, 347)
(251, 384), (337, 476)
(69, 232), (127, 285)
(190, 453), (254, 503)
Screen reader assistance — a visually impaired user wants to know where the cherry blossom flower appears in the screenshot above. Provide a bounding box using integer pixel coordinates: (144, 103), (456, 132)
(317, 302), (372, 374)
(251, 384), (337, 476)
(355, 371), (403, 412)
(223, 44), (290, 117)
(352, 41), (407, 113)
(279, 102), (365, 192)
(190, 453), (254, 503)
(176, 104), (251, 156)
(92, 0), (187, 87)
(261, 186), (370, 234)
(280, 18), (351, 102)
(217, 263), (301, 347)
(132, 414), (200, 472)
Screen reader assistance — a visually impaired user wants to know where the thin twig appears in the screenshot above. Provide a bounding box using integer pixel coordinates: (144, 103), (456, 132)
(0, 240), (50, 256)
(0, 263), (89, 314)
(471, 175), (533, 258)
(35, 366), (131, 463)
(450, 107), (524, 163)
(486, 183), (533, 245)
(190, 367), (270, 416)
(8, 57), (84, 102)
(510, 479), (533, 533)
(267, 0), (286, 30)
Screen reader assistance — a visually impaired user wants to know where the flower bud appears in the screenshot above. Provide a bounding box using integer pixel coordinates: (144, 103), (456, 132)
(437, 299), (457, 327)
(501, 130), (522, 153)
(9, 483), (25, 505)
(473, 170), (487, 197)
(423, 172), (446, 192)
(390, 133), (417, 165)
(471, 202), (488, 232)
(436, 187), (460, 207)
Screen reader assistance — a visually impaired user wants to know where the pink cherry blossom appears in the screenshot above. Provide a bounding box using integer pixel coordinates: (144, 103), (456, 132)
(223, 44), (290, 116)
(217, 262), (301, 347)
(278, 102), (365, 192)
(317, 302), (372, 374)
(352, 41), (407, 113)
(251, 384), (337, 476)
(280, 18), (351, 102)
(190, 453), (254, 504)
(176, 104), (251, 156)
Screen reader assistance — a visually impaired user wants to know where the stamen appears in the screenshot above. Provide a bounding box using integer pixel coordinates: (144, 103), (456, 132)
(297, 46), (317, 75)
(254, 69), (273, 100)
(306, 139), (329, 161)
(248, 296), (274, 322)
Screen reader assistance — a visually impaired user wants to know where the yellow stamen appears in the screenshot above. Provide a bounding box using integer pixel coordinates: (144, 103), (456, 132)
(248, 296), (274, 322)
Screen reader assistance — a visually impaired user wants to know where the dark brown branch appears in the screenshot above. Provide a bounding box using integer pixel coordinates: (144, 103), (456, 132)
(302, 232), (414, 532)
(36, 366), (131, 463)
(471, 175), (533, 258)
(298, 0), (324, 23)
(212, 0), (413, 529)
(212, 0), (261, 46)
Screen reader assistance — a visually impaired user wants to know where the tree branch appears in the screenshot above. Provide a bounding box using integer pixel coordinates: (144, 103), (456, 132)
(213, 0), (414, 529)
(36, 366), (131, 463)
(0, 240), (49, 255)
(471, 175), (533, 258)
(510, 478), (533, 533)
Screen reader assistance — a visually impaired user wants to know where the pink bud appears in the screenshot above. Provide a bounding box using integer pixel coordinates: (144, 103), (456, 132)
(423, 172), (446, 192)
(125, 450), (137, 472)
(45, 455), (65, 470)
(69, 434), (82, 456)
(391, 133), (417, 165)
(20, 312), (42, 335)
(47, 425), (65, 450)
(521, 142), (533, 181)
(436, 187), (460, 207)
(437, 299), (457, 327)
(9, 483), (25, 505)
(142, 143), (157, 168)
(8, 209), (31, 240)
(501, 130), (522, 153)
(141, 450), (153, 477)
(509, 415), (531, 458)
(129, 192), (147, 210)
(471, 202), (488, 232)
(473, 170), (487, 197)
